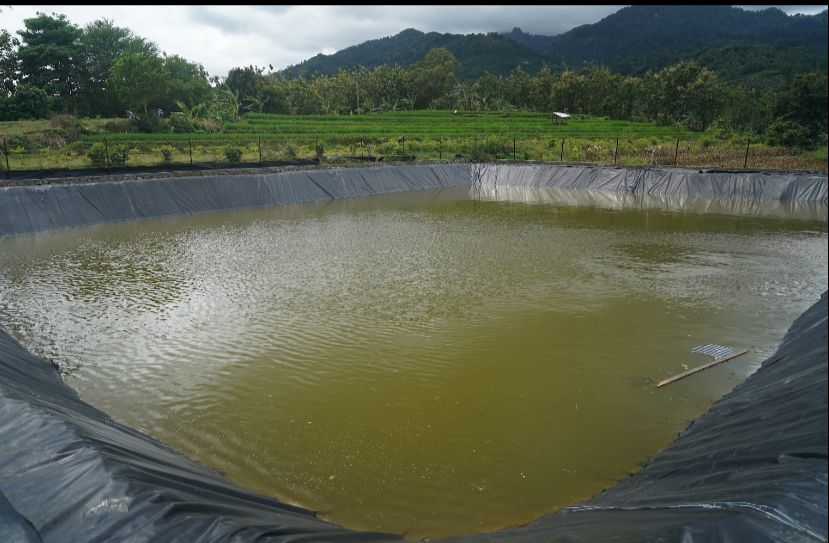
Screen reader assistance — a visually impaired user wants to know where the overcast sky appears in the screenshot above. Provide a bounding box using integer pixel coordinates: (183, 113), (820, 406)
(2, 5), (826, 78)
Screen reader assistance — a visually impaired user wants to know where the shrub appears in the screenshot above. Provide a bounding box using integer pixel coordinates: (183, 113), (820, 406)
(130, 113), (164, 133)
(87, 143), (108, 167)
(283, 144), (297, 160)
(104, 119), (132, 133)
(168, 112), (194, 133)
(110, 144), (129, 167)
(88, 143), (129, 168)
(159, 145), (175, 163)
(224, 146), (242, 162)
(6, 133), (36, 152)
(766, 119), (813, 149)
(0, 85), (50, 121)
(376, 141), (396, 155)
(470, 140), (501, 161)
(48, 114), (86, 141)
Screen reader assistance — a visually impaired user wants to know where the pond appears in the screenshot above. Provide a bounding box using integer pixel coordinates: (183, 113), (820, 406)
(0, 185), (826, 538)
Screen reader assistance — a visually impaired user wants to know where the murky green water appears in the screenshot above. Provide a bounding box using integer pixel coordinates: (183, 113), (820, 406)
(0, 186), (826, 538)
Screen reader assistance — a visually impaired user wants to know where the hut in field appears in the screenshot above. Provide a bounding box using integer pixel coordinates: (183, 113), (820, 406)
(548, 112), (571, 125)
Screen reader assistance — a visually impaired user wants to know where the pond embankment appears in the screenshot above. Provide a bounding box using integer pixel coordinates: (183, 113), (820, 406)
(0, 162), (826, 235)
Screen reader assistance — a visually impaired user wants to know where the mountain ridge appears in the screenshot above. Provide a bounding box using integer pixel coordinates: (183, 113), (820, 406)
(278, 6), (828, 90)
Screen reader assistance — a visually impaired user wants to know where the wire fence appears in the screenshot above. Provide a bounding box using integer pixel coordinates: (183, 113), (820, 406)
(1, 134), (825, 184)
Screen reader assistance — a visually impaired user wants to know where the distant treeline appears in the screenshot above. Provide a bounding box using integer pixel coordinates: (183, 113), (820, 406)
(1, 13), (826, 148)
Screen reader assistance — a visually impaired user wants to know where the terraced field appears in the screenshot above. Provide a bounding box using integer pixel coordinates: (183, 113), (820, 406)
(88, 111), (687, 143)
(1, 111), (826, 175)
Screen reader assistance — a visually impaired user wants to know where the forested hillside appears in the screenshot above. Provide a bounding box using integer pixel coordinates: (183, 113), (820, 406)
(540, 6), (827, 71)
(281, 29), (545, 80)
(281, 5), (827, 91)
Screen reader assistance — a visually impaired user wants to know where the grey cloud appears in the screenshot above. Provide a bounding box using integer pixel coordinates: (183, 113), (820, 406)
(321, 5), (624, 38)
(251, 5), (296, 16)
(186, 6), (251, 35)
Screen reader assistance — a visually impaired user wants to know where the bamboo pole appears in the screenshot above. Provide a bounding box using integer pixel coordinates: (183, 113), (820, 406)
(2, 137), (10, 180)
(104, 138), (111, 173)
(674, 137), (680, 165)
(657, 349), (749, 388)
(744, 139), (750, 169)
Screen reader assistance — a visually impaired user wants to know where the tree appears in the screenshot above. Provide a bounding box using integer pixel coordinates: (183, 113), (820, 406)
(285, 77), (320, 115)
(225, 65), (264, 112)
(530, 64), (555, 112)
(310, 73), (341, 114)
(162, 54), (211, 112)
(76, 19), (157, 116)
(581, 64), (622, 117)
(406, 48), (460, 109)
(109, 52), (166, 115)
(773, 70), (828, 139)
(472, 72), (504, 111)
(641, 61), (729, 130)
(503, 66), (533, 109)
(0, 84), (50, 120)
(450, 81), (480, 111)
(259, 77), (291, 114)
(362, 64), (408, 112)
(0, 30), (18, 96)
(16, 12), (82, 112)
(209, 88), (242, 128)
(550, 68), (584, 113)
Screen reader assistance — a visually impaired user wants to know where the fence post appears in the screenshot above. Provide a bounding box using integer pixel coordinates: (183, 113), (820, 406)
(2, 137), (9, 180)
(258, 137), (262, 167)
(439, 136), (442, 160)
(104, 138), (111, 173)
(614, 138), (619, 165)
(744, 139), (750, 169)
(674, 137), (680, 166)
(189, 138), (193, 168)
(560, 139), (564, 162)
(513, 136), (516, 161)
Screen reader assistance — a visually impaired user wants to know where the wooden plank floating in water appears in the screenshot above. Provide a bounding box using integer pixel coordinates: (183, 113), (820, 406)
(657, 349), (749, 388)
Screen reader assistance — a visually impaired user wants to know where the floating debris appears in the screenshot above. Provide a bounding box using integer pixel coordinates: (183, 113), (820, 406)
(692, 344), (735, 359)
(658, 348), (749, 388)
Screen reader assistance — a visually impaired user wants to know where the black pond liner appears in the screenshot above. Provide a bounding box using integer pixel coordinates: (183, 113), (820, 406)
(0, 159), (320, 184)
(0, 163), (827, 236)
(0, 163), (826, 542)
